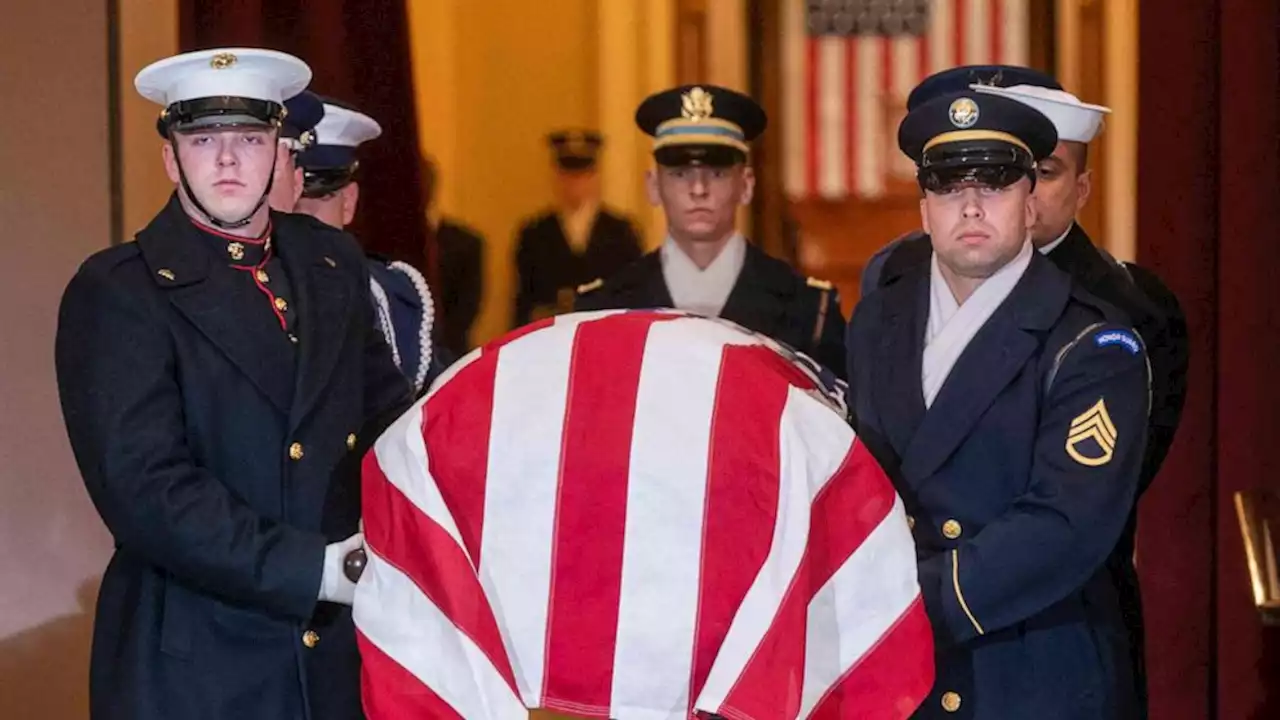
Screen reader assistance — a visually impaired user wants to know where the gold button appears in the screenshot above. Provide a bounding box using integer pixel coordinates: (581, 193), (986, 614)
(289, 442), (304, 461)
(907, 515), (916, 530)
(302, 630), (320, 648)
(256, 269), (269, 283)
(942, 519), (962, 540)
(274, 297), (288, 312)
(941, 691), (961, 713)
(346, 433), (357, 450)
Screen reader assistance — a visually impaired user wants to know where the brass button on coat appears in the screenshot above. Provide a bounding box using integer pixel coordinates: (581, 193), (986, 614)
(346, 433), (357, 450)
(289, 442), (304, 461)
(274, 297), (288, 312)
(906, 515), (916, 530)
(302, 630), (319, 648)
(941, 691), (961, 712)
(942, 519), (962, 540)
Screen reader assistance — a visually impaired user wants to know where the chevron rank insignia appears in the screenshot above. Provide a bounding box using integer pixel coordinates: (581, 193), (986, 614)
(1065, 398), (1117, 467)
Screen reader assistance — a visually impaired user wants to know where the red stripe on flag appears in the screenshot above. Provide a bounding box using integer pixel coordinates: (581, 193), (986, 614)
(714, 441), (902, 719)
(990, 0), (1005, 63)
(359, 630), (467, 720)
(423, 349), (498, 565)
(805, 36), (821, 196)
(687, 345), (791, 704)
(540, 313), (653, 710)
(954, 0), (969, 65)
(362, 454), (519, 692)
(844, 37), (858, 195)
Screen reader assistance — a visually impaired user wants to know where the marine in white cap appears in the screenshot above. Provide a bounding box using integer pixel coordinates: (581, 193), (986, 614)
(54, 48), (413, 720)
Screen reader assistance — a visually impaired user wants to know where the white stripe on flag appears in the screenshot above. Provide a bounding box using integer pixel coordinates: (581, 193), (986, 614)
(929, 0), (955, 74)
(798, 495), (919, 717)
(609, 319), (731, 716)
(781, 0), (807, 198)
(480, 326), (576, 704)
(693, 386), (854, 711)
(372, 404), (469, 559)
(1002, 0), (1030, 65)
(817, 36), (847, 199)
(355, 551), (528, 720)
(966, 0), (992, 64)
(854, 36), (883, 197)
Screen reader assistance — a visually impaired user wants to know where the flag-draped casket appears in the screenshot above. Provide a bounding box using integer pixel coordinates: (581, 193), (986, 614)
(355, 310), (934, 719)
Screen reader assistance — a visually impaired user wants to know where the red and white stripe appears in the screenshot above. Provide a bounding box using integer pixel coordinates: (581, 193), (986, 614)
(784, 0), (1031, 200)
(355, 311), (934, 719)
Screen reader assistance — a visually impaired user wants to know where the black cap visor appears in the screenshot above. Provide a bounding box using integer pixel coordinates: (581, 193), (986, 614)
(302, 165), (357, 198)
(160, 97), (284, 138)
(654, 144), (745, 168)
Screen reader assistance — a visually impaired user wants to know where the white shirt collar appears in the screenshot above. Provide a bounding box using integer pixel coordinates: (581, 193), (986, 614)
(660, 234), (746, 317)
(1038, 223), (1074, 255)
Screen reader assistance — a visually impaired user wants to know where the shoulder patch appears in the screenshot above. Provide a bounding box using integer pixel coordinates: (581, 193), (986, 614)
(576, 278), (604, 294)
(806, 276), (833, 291)
(1094, 328), (1141, 355)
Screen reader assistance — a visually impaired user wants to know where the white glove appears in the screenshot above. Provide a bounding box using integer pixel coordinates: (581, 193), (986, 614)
(319, 532), (364, 606)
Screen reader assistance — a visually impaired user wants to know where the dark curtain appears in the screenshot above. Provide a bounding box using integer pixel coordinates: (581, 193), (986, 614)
(1136, 0), (1280, 718)
(178, 0), (431, 276)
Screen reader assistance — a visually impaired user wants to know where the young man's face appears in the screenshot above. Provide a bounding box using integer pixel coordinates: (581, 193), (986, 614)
(164, 126), (282, 224)
(647, 163), (754, 244)
(1029, 141), (1091, 245)
(921, 175), (1036, 282)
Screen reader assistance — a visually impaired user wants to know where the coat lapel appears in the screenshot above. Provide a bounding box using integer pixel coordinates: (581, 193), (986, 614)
(870, 269), (929, 459)
(275, 221), (355, 430)
(899, 255), (1071, 481)
(135, 196), (294, 414)
(720, 244), (792, 335)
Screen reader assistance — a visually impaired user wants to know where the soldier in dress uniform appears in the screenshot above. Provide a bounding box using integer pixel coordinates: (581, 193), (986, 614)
(860, 66), (1188, 716)
(847, 87), (1151, 718)
(512, 129), (643, 326)
(54, 49), (413, 720)
(574, 84), (846, 378)
(421, 154), (485, 357)
(294, 96), (450, 396)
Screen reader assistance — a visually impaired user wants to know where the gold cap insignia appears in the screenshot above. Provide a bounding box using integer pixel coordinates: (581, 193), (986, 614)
(1066, 398), (1117, 466)
(948, 97), (980, 129)
(210, 52), (238, 70)
(681, 87), (715, 122)
(227, 242), (245, 261)
(576, 278), (604, 294)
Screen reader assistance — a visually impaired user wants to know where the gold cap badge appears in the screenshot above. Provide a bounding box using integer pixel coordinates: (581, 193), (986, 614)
(681, 87), (715, 122)
(210, 52), (238, 70)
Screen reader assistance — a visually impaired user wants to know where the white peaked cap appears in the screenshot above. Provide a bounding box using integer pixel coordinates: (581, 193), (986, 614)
(970, 83), (1112, 143)
(315, 103), (383, 148)
(134, 48), (311, 107)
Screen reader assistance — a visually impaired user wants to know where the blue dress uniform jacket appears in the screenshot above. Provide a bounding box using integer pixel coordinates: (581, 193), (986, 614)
(55, 195), (412, 720)
(847, 252), (1151, 719)
(573, 242), (848, 379)
(860, 223), (1188, 717)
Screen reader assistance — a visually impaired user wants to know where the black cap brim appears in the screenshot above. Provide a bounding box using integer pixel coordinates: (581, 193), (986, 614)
(653, 144), (746, 168)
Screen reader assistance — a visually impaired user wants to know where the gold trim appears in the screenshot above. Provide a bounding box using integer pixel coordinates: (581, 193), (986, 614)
(952, 549), (985, 635)
(923, 130), (1031, 154)
(1065, 398), (1117, 466)
(652, 134), (750, 154)
(655, 117), (743, 135)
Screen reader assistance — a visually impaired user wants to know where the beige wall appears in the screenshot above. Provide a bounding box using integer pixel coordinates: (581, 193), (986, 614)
(0, 2), (116, 718)
(408, 0), (674, 345)
(119, 0), (180, 238)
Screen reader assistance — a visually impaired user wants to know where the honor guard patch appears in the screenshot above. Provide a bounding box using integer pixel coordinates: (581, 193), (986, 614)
(1066, 398), (1117, 467)
(1094, 329), (1140, 355)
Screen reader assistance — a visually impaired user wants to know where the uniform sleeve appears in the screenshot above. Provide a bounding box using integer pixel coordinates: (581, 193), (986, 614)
(918, 324), (1150, 646)
(55, 265), (327, 621)
(360, 262), (414, 430)
(859, 240), (900, 299)
(512, 226), (534, 328)
(812, 288), (848, 381)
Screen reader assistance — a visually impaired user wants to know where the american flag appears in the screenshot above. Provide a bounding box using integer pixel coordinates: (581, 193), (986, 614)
(784, 0), (1031, 199)
(354, 310), (933, 719)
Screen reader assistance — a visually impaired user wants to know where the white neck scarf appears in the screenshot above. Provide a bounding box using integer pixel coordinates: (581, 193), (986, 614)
(661, 233), (746, 317)
(921, 239), (1034, 408)
(558, 201), (600, 253)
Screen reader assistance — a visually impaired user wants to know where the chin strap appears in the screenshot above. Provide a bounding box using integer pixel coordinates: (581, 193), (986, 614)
(171, 131), (280, 230)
